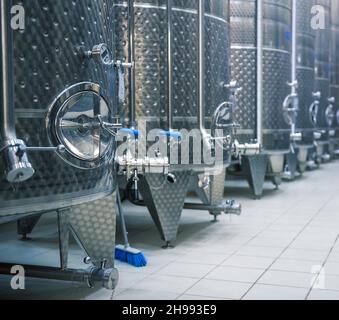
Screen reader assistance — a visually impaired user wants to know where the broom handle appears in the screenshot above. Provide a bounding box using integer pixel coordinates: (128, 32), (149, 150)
(116, 191), (130, 248)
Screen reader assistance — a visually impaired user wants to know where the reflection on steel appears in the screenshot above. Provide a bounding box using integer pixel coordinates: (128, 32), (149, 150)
(0, 0), (34, 183)
(0, 0), (116, 218)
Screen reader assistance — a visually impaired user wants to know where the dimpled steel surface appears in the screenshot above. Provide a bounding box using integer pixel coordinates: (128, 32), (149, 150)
(314, 0), (331, 141)
(0, 0), (116, 218)
(295, 0), (316, 146)
(70, 194), (117, 268)
(331, 0), (339, 139)
(230, 0), (292, 151)
(139, 171), (191, 243)
(114, 0), (230, 168)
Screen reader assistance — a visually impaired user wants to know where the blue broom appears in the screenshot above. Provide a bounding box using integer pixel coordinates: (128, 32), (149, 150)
(115, 191), (147, 267)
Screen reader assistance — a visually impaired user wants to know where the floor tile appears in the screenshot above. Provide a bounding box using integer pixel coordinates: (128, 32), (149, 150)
(115, 289), (178, 301)
(223, 255), (275, 270)
(270, 259), (322, 274)
(132, 275), (198, 295)
(308, 289), (339, 300)
(186, 279), (252, 300)
(280, 248), (329, 263)
(243, 284), (308, 300)
(156, 262), (215, 279)
(206, 266), (265, 283)
(258, 270), (317, 289)
(236, 246), (284, 258)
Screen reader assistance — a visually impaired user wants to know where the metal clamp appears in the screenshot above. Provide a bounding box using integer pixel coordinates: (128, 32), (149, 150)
(0, 140), (66, 183)
(328, 96), (335, 104)
(233, 139), (261, 157)
(84, 44), (134, 104)
(224, 80), (242, 111)
(117, 153), (170, 179)
(312, 91), (321, 100)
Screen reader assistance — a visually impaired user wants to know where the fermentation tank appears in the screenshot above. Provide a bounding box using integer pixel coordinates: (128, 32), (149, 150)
(330, 0), (339, 155)
(284, 0), (316, 176)
(229, 0), (292, 197)
(313, 0), (334, 161)
(0, 0), (119, 289)
(114, 0), (239, 246)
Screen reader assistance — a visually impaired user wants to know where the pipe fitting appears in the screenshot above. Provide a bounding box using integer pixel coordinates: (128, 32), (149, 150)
(234, 140), (261, 156)
(224, 200), (242, 216)
(290, 132), (302, 142)
(1, 139), (35, 183)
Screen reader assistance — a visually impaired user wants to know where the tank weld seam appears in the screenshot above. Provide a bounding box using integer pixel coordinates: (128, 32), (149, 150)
(114, 2), (229, 24)
(231, 45), (290, 55)
(297, 66), (314, 71)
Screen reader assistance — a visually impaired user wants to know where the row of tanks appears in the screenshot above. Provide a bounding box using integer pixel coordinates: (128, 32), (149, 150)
(0, 0), (338, 292)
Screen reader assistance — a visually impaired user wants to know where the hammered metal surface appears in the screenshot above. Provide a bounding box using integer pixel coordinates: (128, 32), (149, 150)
(0, 0), (116, 218)
(230, 0), (291, 152)
(69, 194), (117, 269)
(139, 171), (191, 243)
(114, 1), (231, 168)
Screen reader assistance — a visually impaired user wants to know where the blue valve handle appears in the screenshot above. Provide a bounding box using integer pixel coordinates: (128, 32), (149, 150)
(160, 130), (182, 141)
(119, 128), (140, 138)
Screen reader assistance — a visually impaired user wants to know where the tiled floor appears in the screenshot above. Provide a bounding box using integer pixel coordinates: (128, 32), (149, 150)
(1, 161), (339, 300)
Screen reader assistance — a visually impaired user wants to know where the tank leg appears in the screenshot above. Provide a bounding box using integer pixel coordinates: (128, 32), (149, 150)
(297, 147), (309, 174)
(242, 155), (269, 199)
(138, 171), (191, 246)
(69, 193), (117, 269)
(195, 169), (226, 222)
(57, 209), (70, 269)
(268, 154), (285, 189)
(17, 214), (42, 241)
(283, 151), (298, 181)
(162, 242), (175, 250)
(306, 147), (320, 170)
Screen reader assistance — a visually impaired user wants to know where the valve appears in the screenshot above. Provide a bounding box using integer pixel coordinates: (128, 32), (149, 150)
(82, 44), (134, 104)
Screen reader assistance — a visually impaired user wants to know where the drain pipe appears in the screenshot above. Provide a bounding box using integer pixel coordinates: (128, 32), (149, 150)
(256, 0), (263, 148)
(0, 0), (34, 183)
(231, 1), (262, 156)
(286, 0), (302, 142)
(127, 0), (136, 128)
(167, 0), (173, 131)
(198, 0), (212, 150)
(0, 263), (119, 290)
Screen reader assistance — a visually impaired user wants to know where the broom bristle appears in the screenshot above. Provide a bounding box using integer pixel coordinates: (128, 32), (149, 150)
(115, 245), (148, 268)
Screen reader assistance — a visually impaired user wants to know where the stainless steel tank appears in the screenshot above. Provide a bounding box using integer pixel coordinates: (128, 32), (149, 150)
(313, 0), (333, 160)
(0, 0), (116, 218)
(0, 0), (118, 290)
(114, 0), (238, 245)
(330, 0), (339, 154)
(229, 0), (292, 196)
(284, 0), (316, 175)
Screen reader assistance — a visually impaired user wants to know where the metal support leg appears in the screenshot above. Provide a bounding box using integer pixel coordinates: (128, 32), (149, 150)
(268, 154), (285, 188)
(242, 154), (268, 199)
(283, 151), (298, 181)
(57, 209), (70, 270)
(138, 172), (191, 247)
